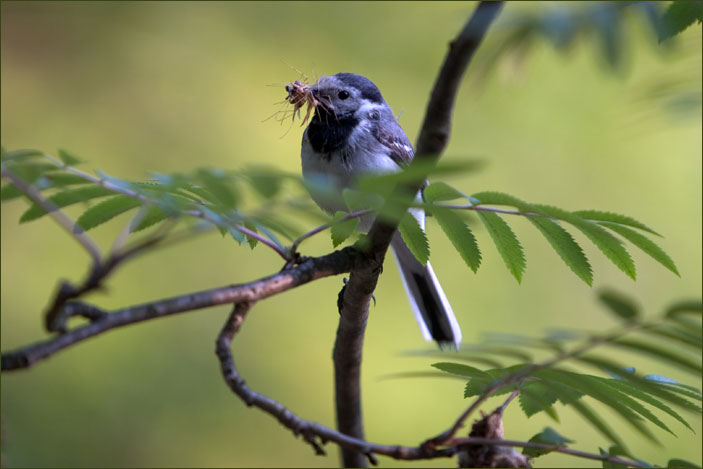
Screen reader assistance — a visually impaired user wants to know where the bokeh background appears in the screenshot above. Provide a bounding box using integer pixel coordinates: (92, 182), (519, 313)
(1, 2), (701, 467)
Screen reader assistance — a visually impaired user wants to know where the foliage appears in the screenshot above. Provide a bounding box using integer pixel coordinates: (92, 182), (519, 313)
(419, 290), (702, 467)
(1, 148), (680, 288)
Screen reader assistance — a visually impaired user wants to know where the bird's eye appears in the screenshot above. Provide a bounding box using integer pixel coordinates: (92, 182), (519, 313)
(338, 90), (350, 100)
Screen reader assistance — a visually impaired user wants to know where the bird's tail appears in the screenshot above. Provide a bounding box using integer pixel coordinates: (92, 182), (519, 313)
(391, 231), (462, 348)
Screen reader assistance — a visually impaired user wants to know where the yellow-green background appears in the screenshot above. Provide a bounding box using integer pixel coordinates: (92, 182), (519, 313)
(1, 2), (700, 467)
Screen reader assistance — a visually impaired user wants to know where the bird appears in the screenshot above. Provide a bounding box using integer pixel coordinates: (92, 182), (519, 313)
(294, 72), (462, 347)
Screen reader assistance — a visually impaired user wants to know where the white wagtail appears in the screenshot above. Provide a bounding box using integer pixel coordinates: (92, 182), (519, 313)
(290, 72), (462, 347)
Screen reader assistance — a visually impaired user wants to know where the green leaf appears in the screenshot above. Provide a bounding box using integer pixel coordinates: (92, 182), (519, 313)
(470, 191), (538, 212)
(519, 382), (559, 418)
(423, 181), (465, 202)
(228, 226), (245, 245)
(667, 458), (702, 469)
(666, 300), (702, 318)
(243, 166), (283, 199)
(659, 1), (703, 42)
(0, 184), (22, 201)
(536, 369), (658, 442)
(603, 379), (694, 433)
(4, 162), (57, 183)
(574, 210), (660, 236)
(535, 205), (636, 280)
(431, 362), (491, 379)
(130, 205), (171, 232)
(523, 427), (573, 457)
(429, 206), (481, 272)
(476, 211), (525, 282)
(20, 186), (115, 223)
(243, 220), (258, 249)
(330, 211), (359, 248)
(196, 168), (238, 208)
(600, 447), (628, 469)
(570, 399), (626, 448)
(0, 148), (43, 161)
(600, 222), (678, 275)
(398, 213), (429, 265)
(575, 355), (701, 413)
(76, 195), (141, 231)
(609, 339), (702, 375)
(57, 148), (83, 166)
(598, 289), (640, 322)
(529, 217), (593, 285)
(640, 324), (702, 349)
(1, 173), (90, 202)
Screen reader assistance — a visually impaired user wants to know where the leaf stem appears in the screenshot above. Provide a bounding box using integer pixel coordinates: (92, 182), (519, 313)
(1, 164), (102, 266)
(290, 209), (370, 253)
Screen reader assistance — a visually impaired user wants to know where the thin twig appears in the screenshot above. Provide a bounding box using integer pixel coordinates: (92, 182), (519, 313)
(1, 164), (102, 266)
(290, 209), (370, 253)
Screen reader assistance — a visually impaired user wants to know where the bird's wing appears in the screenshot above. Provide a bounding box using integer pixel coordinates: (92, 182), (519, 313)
(371, 120), (414, 168)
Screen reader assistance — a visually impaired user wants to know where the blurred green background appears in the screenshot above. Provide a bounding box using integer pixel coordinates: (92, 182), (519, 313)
(1, 2), (700, 467)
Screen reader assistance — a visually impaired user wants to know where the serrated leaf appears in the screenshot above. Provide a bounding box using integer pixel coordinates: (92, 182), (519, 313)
(519, 382), (559, 417)
(342, 188), (383, 212)
(20, 186), (115, 223)
(476, 211), (525, 282)
(243, 220), (258, 249)
(244, 167), (283, 199)
(57, 148), (83, 166)
(249, 219), (285, 249)
(536, 369), (658, 442)
(529, 217), (593, 285)
(330, 211), (359, 248)
(659, 1), (703, 42)
(667, 458), (702, 469)
(601, 447), (628, 469)
(523, 427), (573, 457)
(598, 289), (640, 321)
(228, 226), (245, 245)
(641, 324), (702, 349)
(659, 383), (703, 403)
(570, 399), (626, 448)
(574, 210), (660, 236)
(609, 339), (702, 375)
(0, 149), (43, 161)
(424, 181), (465, 202)
(75, 195), (141, 231)
(398, 213), (429, 265)
(431, 362), (491, 379)
(600, 222), (678, 275)
(0, 184), (22, 201)
(535, 205), (636, 280)
(471, 191), (538, 212)
(129, 205), (171, 232)
(603, 378), (694, 433)
(196, 168), (238, 208)
(251, 214), (301, 242)
(430, 206), (481, 272)
(4, 162), (57, 183)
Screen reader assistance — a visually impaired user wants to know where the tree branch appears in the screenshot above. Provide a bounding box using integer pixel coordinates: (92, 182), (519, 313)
(1, 246), (366, 371)
(215, 301), (653, 468)
(331, 2), (504, 466)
